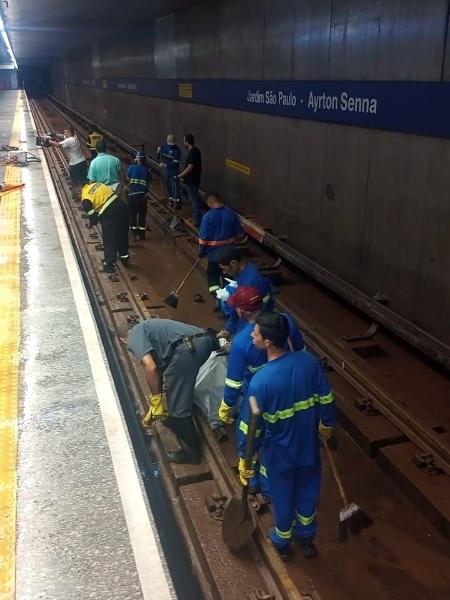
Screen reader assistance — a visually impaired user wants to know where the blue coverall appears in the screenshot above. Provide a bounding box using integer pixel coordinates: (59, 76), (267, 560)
(239, 351), (336, 548)
(223, 315), (305, 492)
(199, 206), (244, 294)
(225, 263), (275, 334)
(160, 143), (181, 200)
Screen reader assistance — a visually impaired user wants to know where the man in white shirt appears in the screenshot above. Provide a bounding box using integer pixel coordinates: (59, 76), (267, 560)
(49, 125), (87, 193)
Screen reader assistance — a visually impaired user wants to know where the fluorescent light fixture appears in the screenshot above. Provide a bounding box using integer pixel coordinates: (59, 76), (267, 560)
(0, 14), (18, 69)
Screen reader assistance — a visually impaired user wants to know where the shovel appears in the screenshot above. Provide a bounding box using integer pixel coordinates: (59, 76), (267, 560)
(222, 396), (260, 550)
(163, 257), (202, 309)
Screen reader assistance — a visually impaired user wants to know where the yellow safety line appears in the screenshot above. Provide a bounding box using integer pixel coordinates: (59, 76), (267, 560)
(0, 92), (22, 600)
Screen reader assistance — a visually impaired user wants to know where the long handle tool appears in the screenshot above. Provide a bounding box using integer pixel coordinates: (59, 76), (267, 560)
(324, 439), (373, 542)
(163, 257), (202, 309)
(222, 396), (260, 550)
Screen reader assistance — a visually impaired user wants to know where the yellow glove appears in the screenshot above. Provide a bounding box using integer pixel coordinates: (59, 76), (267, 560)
(238, 457), (255, 486)
(318, 421), (334, 441)
(142, 393), (168, 428)
(218, 399), (234, 425)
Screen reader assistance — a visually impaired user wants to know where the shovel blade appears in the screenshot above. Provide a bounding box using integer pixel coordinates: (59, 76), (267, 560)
(164, 292), (179, 309)
(222, 495), (256, 550)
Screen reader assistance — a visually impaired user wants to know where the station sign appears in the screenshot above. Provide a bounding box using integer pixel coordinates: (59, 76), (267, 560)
(71, 77), (450, 139)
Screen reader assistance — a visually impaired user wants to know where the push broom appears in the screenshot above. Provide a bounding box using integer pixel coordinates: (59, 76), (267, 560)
(324, 439), (373, 542)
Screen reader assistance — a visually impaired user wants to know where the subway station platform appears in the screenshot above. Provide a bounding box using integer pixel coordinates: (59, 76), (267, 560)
(0, 90), (175, 599)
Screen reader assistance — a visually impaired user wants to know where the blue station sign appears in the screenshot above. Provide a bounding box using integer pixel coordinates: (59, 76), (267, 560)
(70, 77), (450, 139)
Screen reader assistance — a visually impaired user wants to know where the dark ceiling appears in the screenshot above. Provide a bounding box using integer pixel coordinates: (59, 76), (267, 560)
(1, 0), (198, 66)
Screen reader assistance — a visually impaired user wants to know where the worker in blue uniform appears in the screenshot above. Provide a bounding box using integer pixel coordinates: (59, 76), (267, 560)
(238, 312), (336, 562)
(126, 150), (151, 240)
(198, 192), (244, 301)
(217, 247), (274, 336)
(157, 134), (181, 204)
(218, 286), (305, 493)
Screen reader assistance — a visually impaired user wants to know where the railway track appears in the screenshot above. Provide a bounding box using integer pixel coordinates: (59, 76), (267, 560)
(29, 95), (450, 600)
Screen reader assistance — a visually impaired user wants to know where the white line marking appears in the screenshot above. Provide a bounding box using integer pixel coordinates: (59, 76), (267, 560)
(23, 95), (175, 600)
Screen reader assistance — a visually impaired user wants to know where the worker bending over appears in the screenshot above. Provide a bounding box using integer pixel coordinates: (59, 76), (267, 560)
(198, 192), (244, 301)
(126, 150), (151, 240)
(123, 318), (220, 465)
(218, 286), (304, 491)
(239, 312), (336, 562)
(81, 182), (129, 272)
(217, 247), (275, 335)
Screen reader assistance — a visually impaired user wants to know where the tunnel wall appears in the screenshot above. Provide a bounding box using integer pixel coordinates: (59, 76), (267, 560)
(50, 0), (450, 345)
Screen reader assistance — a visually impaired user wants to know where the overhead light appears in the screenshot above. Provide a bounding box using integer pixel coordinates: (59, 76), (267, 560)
(0, 13), (18, 69)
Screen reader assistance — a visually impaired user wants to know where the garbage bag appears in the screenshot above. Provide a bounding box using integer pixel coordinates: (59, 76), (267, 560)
(194, 352), (227, 427)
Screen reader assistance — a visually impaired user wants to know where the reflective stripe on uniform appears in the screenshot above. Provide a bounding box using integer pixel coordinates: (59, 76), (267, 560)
(239, 420), (261, 437)
(259, 464), (267, 477)
(262, 293), (271, 304)
(319, 391), (334, 405)
(98, 193), (117, 216)
(198, 236), (235, 247)
(224, 377), (244, 390)
(247, 364), (265, 374)
(208, 285), (220, 293)
(275, 526), (293, 540)
(296, 511), (316, 526)
(129, 178), (148, 186)
(263, 395), (317, 424)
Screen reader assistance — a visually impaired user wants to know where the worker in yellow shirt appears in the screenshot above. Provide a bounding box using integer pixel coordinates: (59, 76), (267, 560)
(87, 125), (103, 160)
(81, 181), (129, 272)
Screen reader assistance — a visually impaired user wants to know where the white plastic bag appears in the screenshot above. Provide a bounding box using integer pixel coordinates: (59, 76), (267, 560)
(194, 352), (227, 427)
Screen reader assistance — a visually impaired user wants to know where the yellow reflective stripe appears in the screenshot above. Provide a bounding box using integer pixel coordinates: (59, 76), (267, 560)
(259, 464), (267, 477)
(239, 420), (261, 437)
(97, 194), (117, 216)
(129, 178), (147, 185)
(262, 293), (271, 304)
(296, 511), (316, 526)
(275, 526), (293, 540)
(319, 391), (334, 405)
(263, 396), (317, 424)
(209, 285), (220, 292)
(247, 364), (265, 374)
(87, 209), (95, 216)
(0, 97), (22, 596)
(224, 377), (244, 390)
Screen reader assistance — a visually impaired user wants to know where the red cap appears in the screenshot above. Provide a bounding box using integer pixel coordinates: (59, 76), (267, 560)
(228, 286), (263, 311)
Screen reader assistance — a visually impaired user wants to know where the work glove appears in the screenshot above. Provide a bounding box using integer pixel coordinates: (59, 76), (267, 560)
(218, 399), (234, 425)
(238, 457), (255, 486)
(318, 421), (334, 441)
(142, 393), (168, 428)
(216, 329), (231, 340)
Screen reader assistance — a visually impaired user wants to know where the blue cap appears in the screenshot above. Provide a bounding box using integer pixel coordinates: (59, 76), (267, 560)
(136, 150), (145, 159)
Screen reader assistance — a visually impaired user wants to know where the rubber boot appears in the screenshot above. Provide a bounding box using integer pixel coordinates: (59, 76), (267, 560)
(167, 416), (201, 465)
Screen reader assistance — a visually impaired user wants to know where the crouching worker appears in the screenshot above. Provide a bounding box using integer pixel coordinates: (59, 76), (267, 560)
(81, 182), (129, 273)
(238, 312), (336, 562)
(120, 318), (220, 465)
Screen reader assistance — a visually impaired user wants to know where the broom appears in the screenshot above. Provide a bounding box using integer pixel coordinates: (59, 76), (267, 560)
(324, 439), (373, 542)
(163, 257), (202, 309)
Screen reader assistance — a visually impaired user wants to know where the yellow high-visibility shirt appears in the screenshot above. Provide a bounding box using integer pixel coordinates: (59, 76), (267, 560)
(81, 182), (117, 216)
(88, 131), (103, 150)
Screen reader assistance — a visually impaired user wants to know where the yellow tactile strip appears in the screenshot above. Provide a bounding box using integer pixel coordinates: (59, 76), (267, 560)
(0, 95), (22, 600)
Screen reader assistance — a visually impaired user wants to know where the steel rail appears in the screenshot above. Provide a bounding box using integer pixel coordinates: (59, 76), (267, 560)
(45, 94), (450, 372)
(41, 96), (450, 477)
(30, 97), (305, 600)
